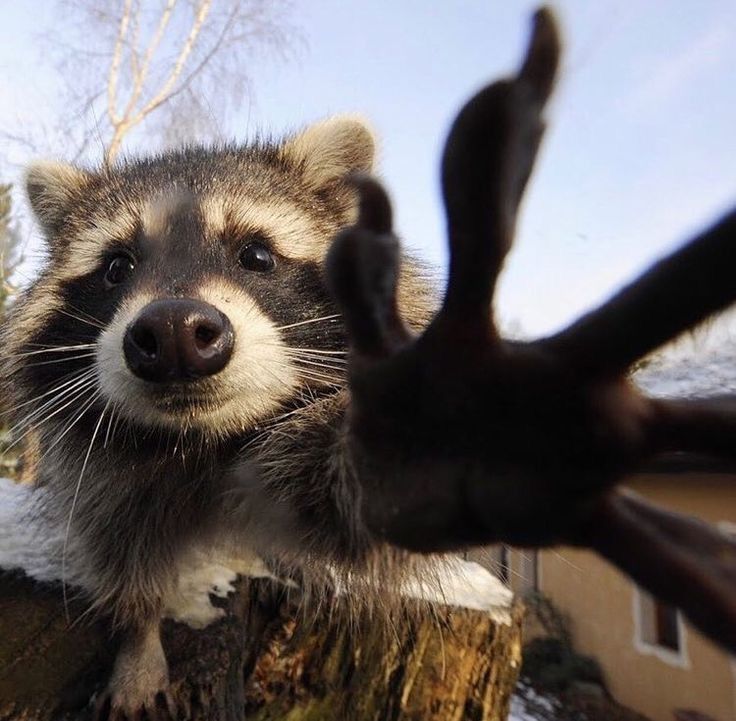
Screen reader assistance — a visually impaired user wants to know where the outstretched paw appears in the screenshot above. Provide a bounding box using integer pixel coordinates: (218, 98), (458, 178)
(326, 5), (736, 655)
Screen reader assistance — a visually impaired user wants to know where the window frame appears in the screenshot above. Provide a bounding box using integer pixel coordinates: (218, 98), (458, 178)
(632, 586), (690, 669)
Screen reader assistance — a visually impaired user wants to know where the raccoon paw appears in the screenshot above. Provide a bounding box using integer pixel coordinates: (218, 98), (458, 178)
(93, 624), (175, 721)
(324, 7), (736, 658)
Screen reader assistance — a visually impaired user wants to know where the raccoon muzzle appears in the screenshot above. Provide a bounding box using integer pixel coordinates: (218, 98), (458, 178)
(123, 298), (234, 383)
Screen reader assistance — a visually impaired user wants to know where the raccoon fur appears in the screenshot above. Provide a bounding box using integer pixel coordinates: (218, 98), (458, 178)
(2, 116), (440, 713)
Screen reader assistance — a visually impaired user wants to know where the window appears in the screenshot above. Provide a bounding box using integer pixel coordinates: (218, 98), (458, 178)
(652, 601), (680, 651)
(633, 587), (689, 667)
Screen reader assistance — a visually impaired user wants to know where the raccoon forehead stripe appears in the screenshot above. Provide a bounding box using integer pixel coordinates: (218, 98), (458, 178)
(212, 196), (330, 263)
(57, 208), (140, 282)
(141, 191), (201, 241)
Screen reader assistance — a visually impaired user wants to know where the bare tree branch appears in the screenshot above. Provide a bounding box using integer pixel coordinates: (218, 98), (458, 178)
(2, 0), (299, 169)
(134, 0), (212, 122)
(106, 0), (134, 128)
(151, 4), (240, 113)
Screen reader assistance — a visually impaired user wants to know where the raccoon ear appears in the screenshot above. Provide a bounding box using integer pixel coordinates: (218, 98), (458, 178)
(25, 161), (92, 234)
(281, 115), (376, 192)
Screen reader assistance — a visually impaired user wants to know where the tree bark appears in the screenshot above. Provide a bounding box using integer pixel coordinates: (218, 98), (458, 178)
(0, 570), (523, 721)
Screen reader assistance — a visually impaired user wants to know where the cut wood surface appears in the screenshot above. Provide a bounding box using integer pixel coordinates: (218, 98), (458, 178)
(0, 570), (523, 721)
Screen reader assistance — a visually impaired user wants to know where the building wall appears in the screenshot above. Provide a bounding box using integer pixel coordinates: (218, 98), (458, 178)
(536, 473), (736, 721)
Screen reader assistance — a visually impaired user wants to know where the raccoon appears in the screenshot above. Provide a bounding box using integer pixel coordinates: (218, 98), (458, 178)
(3, 117), (436, 715)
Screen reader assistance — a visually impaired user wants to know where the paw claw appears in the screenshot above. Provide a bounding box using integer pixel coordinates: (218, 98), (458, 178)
(92, 689), (177, 721)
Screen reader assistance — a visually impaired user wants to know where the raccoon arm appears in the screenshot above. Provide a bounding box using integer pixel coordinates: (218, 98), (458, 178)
(225, 390), (379, 565)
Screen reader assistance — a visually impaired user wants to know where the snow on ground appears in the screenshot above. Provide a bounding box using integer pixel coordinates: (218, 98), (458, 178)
(509, 681), (561, 721)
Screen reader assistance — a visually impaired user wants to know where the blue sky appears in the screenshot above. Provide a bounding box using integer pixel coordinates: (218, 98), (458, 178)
(1, 1), (735, 337)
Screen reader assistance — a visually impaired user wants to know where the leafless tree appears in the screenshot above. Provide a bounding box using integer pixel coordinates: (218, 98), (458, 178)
(8, 0), (298, 165)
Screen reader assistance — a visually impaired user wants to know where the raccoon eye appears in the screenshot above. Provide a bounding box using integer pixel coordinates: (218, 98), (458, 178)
(239, 241), (276, 273)
(105, 254), (136, 287)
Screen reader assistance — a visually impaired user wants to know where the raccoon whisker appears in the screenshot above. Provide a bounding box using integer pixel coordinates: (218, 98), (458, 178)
(292, 365), (345, 380)
(57, 307), (106, 330)
(297, 374), (343, 387)
(21, 375), (98, 444)
(13, 367), (96, 416)
(263, 406), (308, 428)
(7, 343), (96, 359)
(297, 374), (344, 389)
(265, 358), (344, 387)
(26, 352), (98, 368)
(297, 355), (348, 366)
(287, 356), (348, 372)
(0, 367), (96, 417)
(293, 366), (347, 382)
(23, 342), (87, 349)
(282, 347), (347, 356)
(237, 399), (309, 452)
(110, 404), (126, 449)
(42, 388), (103, 463)
(103, 401), (120, 450)
(5, 380), (99, 460)
(274, 314), (341, 332)
(62, 396), (112, 623)
(5, 381), (99, 455)
(4, 371), (98, 444)
(64, 302), (106, 329)
(261, 354), (341, 379)
(171, 426), (186, 462)
(283, 351), (348, 366)
(255, 344), (348, 369)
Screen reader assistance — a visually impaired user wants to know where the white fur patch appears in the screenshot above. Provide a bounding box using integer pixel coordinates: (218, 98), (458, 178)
(163, 547), (274, 628)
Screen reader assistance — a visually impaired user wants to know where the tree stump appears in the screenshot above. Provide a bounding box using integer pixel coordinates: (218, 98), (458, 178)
(0, 569), (523, 721)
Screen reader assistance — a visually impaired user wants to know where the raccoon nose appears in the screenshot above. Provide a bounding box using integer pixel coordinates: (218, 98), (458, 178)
(124, 299), (234, 382)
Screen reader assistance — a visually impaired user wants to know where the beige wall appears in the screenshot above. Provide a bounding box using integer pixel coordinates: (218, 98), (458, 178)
(535, 473), (736, 721)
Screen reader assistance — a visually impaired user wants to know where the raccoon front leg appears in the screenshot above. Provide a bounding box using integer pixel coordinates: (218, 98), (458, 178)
(326, 8), (736, 653)
(83, 521), (182, 719)
(95, 617), (175, 721)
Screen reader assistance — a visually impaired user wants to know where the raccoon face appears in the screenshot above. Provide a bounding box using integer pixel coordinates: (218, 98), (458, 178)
(11, 117), (375, 438)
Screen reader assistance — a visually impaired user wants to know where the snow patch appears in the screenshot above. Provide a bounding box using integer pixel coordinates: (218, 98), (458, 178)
(510, 681), (561, 721)
(0, 477), (273, 629)
(0, 477), (86, 586)
(401, 558), (513, 624)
